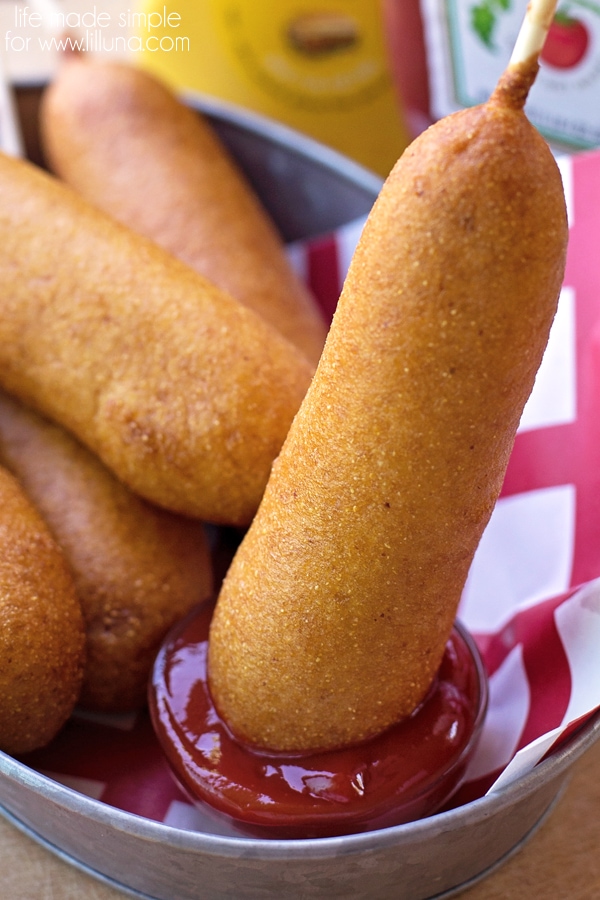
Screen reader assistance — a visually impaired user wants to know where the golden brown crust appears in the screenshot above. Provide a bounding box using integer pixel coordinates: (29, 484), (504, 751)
(0, 391), (213, 712)
(40, 57), (327, 365)
(491, 59), (540, 110)
(0, 466), (85, 754)
(0, 151), (313, 526)
(208, 90), (568, 751)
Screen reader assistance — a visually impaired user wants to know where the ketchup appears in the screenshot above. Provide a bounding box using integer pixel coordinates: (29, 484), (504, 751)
(149, 602), (487, 839)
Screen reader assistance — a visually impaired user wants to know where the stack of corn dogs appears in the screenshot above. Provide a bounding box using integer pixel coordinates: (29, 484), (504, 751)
(0, 0), (567, 776)
(0, 54), (324, 753)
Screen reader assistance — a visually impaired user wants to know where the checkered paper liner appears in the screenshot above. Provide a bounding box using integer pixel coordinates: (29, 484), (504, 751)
(16, 148), (600, 836)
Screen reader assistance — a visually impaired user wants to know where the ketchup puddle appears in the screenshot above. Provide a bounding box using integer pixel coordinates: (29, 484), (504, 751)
(149, 601), (488, 839)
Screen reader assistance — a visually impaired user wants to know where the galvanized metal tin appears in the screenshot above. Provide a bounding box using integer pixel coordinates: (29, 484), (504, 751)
(0, 713), (598, 900)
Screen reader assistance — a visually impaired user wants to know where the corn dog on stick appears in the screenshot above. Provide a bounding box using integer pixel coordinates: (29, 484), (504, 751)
(40, 58), (328, 365)
(0, 152), (313, 527)
(208, 0), (568, 752)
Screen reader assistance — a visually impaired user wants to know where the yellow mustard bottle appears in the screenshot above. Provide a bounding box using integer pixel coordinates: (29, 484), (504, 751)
(134, 0), (410, 176)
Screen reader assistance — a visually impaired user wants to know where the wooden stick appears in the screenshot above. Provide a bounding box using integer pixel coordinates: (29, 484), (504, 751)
(509, 0), (559, 66)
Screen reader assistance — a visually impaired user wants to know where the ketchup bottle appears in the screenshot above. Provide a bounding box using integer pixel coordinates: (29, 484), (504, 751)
(134, 0), (412, 176)
(381, 0), (433, 139)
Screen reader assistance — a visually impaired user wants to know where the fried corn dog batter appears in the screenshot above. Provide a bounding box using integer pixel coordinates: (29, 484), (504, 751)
(0, 391), (213, 713)
(41, 57), (327, 365)
(208, 60), (568, 752)
(0, 466), (85, 754)
(0, 152), (313, 527)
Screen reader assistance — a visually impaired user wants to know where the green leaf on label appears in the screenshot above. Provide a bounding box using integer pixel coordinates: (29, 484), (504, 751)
(471, 3), (497, 46)
(470, 0), (512, 49)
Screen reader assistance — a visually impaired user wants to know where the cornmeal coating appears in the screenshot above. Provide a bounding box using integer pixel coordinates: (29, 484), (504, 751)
(208, 62), (568, 752)
(0, 466), (85, 754)
(0, 152), (313, 527)
(0, 391), (213, 713)
(41, 57), (327, 365)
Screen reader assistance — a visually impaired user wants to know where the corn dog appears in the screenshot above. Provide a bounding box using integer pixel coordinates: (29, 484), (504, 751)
(0, 391), (213, 713)
(40, 57), (328, 366)
(0, 465), (85, 754)
(208, 56), (568, 751)
(0, 151), (313, 527)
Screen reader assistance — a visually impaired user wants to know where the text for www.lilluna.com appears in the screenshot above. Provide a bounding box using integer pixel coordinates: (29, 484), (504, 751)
(5, 5), (190, 53)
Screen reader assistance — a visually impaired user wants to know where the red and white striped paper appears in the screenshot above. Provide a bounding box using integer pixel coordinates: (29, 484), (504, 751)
(18, 147), (600, 835)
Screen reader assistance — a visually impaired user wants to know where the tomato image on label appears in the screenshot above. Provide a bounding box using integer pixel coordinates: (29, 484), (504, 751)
(541, 12), (590, 68)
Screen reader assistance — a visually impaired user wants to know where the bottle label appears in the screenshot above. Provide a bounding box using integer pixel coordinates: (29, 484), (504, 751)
(137, 0), (410, 176)
(421, 0), (600, 149)
(213, 4), (391, 112)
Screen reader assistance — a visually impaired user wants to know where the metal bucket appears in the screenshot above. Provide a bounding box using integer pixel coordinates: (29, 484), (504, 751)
(0, 713), (598, 900)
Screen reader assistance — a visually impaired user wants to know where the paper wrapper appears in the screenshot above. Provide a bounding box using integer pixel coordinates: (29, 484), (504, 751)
(17, 147), (600, 836)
